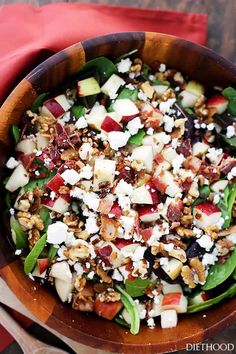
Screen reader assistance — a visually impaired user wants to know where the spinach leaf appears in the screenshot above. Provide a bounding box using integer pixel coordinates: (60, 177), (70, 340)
(141, 64), (151, 79)
(115, 316), (130, 328)
(31, 92), (50, 113)
(39, 207), (51, 231)
(152, 78), (169, 86)
(217, 186), (230, 228)
(5, 192), (11, 208)
(11, 125), (21, 144)
(48, 244), (58, 261)
(115, 285), (140, 335)
(125, 277), (151, 297)
(24, 172), (56, 193)
(222, 86), (236, 115)
(188, 283), (236, 313)
(203, 249), (236, 290)
(10, 216), (28, 249)
(24, 234), (47, 274)
(117, 88), (138, 101)
(71, 105), (85, 119)
(192, 185), (211, 207)
(128, 129), (145, 146)
(231, 269), (236, 280)
(219, 133), (236, 148)
(115, 49), (138, 63)
(184, 108), (195, 115)
(78, 57), (117, 85)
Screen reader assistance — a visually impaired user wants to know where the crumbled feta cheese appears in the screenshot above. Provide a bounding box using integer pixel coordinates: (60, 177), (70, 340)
(196, 234), (214, 251)
(125, 83), (135, 90)
(112, 269), (123, 281)
(202, 248), (218, 266)
(159, 63), (166, 72)
(61, 169), (81, 185)
(163, 114), (174, 132)
(147, 318), (155, 328)
(9, 208), (15, 215)
(79, 165), (93, 180)
(226, 125), (235, 138)
(57, 245), (67, 260)
(216, 217), (225, 229)
(171, 138), (180, 149)
(206, 148), (223, 164)
(35, 170), (40, 176)
(107, 131), (131, 151)
(213, 194), (220, 204)
(131, 246), (146, 262)
(83, 192), (100, 211)
(117, 58), (132, 73)
(120, 215), (135, 239)
(115, 179), (134, 197)
(127, 117), (144, 135)
(160, 257), (169, 266)
(79, 143), (93, 160)
(207, 123), (215, 131)
(50, 191), (56, 201)
(226, 233), (236, 244)
(172, 154), (184, 173)
(85, 215), (99, 234)
(159, 99), (176, 114)
(129, 72), (136, 79)
(47, 221), (68, 244)
(138, 90), (148, 101)
(117, 195), (131, 211)
(75, 116), (88, 129)
(6, 157), (19, 169)
(71, 187), (86, 199)
(15, 249), (22, 256)
(87, 271), (95, 279)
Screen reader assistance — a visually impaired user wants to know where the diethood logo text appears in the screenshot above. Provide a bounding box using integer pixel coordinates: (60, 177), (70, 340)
(186, 343), (235, 351)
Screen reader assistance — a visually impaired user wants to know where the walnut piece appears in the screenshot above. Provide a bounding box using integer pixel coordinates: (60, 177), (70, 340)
(98, 288), (120, 303)
(28, 229), (40, 249)
(216, 239), (234, 256)
(96, 264), (112, 284)
(64, 242), (90, 261)
(176, 226), (194, 238)
(181, 257), (205, 288)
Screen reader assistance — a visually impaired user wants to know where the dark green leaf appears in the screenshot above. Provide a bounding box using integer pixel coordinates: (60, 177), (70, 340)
(5, 192), (11, 208)
(203, 249), (236, 290)
(10, 216), (28, 249)
(152, 78), (169, 86)
(128, 129), (145, 146)
(231, 269), (236, 280)
(115, 316), (130, 328)
(219, 134), (236, 148)
(117, 88), (138, 101)
(217, 183), (236, 229)
(24, 234), (47, 274)
(71, 105), (85, 119)
(222, 86), (236, 115)
(188, 283), (236, 313)
(115, 49), (138, 63)
(78, 57), (117, 85)
(31, 92), (50, 113)
(192, 185), (211, 207)
(141, 64), (151, 78)
(184, 108), (195, 115)
(115, 285), (140, 335)
(125, 277), (151, 297)
(24, 172), (56, 193)
(3, 177), (9, 186)
(39, 207), (51, 231)
(48, 244), (58, 261)
(11, 125), (21, 144)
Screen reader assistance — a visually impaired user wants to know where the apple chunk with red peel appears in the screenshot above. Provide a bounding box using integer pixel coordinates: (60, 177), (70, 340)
(131, 145), (153, 172)
(77, 77), (101, 97)
(55, 278), (74, 303)
(161, 281), (183, 294)
(101, 115), (123, 132)
(47, 174), (65, 193)
(131, 182), (160, 204)
(210, 180), (228, 194)
(206, 94), (228, 114)
(37, 258), (50, 275)
(193, 202), (222, 229)
(113, 99), (139, 123)
(85, 104), (107, 131)
(101, 74), (125, 97)
(179, 80), (204, 108)
(41, 94), (71, 119)
(161, 258), (183, 280)
(42, 196), (69, 214)
(94, 298), (123, 320)
(5, 164), (30, 192)
(161, 293), (187, 313)
(161, 310), (178, 329)
(138, 204), (159, 223)
(93, 159), (116, 191)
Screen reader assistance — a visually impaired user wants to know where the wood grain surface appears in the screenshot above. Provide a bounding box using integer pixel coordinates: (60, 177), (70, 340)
(0, 0), (235, 63)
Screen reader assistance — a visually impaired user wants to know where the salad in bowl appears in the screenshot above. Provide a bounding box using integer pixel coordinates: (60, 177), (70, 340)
(4, 51), (236, 335)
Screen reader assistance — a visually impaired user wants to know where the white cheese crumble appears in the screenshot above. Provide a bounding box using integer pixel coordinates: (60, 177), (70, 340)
(147, 318), (155, 328)
(125, 83), (135, 90)
(120, 215), (135, 239)
(83, 192), (100, 211)
(160, 257), (169, 266)
(206, 148), (223, 164)
(85, 215), (99, 234)
(138, 90), (148, 101)
(75, 116), (88, 129)
(202, 248), (218, 266)
(107, 131), (131, 151)
(213, 194), (220, 204)
(227, 233), (236, 244)
(61, 169), (81, 185)
(131, 246), (146, 262)
(117, 58), (132, 73)
(163, 114), (174, 132)
(159, 63), (166, 72)
(79, 143), (93, 160)
(172, 154), (184, 174)
(159, 99), (176, 114)
(226, 125), (235, 138)
(146, 127), (154, 135)
(15, 249), (22, 256)
(6, 157), (19, 169)
(112, 269), (123, 281)
(127, 117), (144, 135)
(79, 165), (93, 179)
(47, 221), (68, 244)
(9, 208), (15, 215)
(115, 179), (134, 197)
(196, 234), (214, 251)
(71, 187), (86, 199)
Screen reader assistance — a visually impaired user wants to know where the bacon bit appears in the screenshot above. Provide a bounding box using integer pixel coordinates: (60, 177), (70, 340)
(219, 156), (236, 174)
(96, 245), (113, 267)
(183, 156), (202, 173)
(151, 176), (167, 195)
(18, 153), (36, 170)
(141, 227), (153, 242)
(167, 200), (184, 222)
(98, 198), (113, 215)
(55, 122), (72, 148)
(199, 164), (220, 182)
(177, 139), (192, 157)
(126, 262), (135, 281)
(117, 166), (136, 184)
(135, 214), (141, 237)
(154, 153), (165, 164)
(181, 177), (193, 192)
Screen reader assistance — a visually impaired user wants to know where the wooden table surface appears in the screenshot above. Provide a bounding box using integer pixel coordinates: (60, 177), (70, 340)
(0, 0), (235, 353)
(0, 0), (235, 63)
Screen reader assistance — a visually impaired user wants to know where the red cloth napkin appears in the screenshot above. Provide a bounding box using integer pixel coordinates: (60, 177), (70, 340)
(0, 3), (207, 104)
(0, 2), (207, 350)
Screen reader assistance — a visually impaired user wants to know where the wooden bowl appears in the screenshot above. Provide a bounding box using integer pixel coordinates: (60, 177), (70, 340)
(0, 32), (236, 354)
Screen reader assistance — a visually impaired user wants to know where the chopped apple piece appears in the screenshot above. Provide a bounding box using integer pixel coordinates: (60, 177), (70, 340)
(78, 77), (101, 97)
(41, 94), (71, 118)
(42, 196), (69, 214)
(193, 202), (222, 229)
(192, 141), (209, 157)
(138, 204), (159, 223)
(101, 115), (123, 132)
(55, 278), (74, 303)
(160, 309), (178, 328)
(113, 99), (139, 123)
(206, 94), (228, 114)
(161, 281), (183, 294)
(94, 298), (123, 320)
(161, 258), (183, 280)
(50, 261), (72, 282)
(85, 104), (107, 131)
(101, 74), (125, 98)
(5, 164), (30, 192)
(131, 145), (153, 172)
(161, 293), (187, 313)
(93, 159), (116, 191)
(143, 132), (170, 154)
(211, 180), (228, 194)
(16, 139), (36, 154)
(153, 84), (169, 97)
(131, 182), (160, 204)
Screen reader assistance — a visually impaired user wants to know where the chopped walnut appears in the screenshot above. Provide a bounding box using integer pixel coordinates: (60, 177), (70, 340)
(100, 216), (120, 242)
(72, 293), (94, 312)
(215, 239), (234, 256)
(181, 258), (205, 288)
(36, 115), (56, 135)
(18, 192), (34, 212)
(17, 211), (34, 230)
(64, 242), (90, 261)
(173, 71), (185, 85)
(28, 229), (40, 249)
(98, 288), (120, 302)
(96, 264), (112, 284)
(204, 225), (219, 240)
(75, 230), (89, 240)
(31, 215), (44, 231)
(161, 88), (176, 101)
(61, 147), (79, 161)
(130, 63), (142, 73)
(180, 214), (193, 228)
(74, 275), (86, 292)
(140, 81), (155, 99)
(63, 214), (78, 228)
(176, 226), (194, 238)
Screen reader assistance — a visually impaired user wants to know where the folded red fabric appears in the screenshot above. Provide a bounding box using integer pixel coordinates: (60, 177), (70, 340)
(0, 3), (207, 104)
(0, 2), (207, 350)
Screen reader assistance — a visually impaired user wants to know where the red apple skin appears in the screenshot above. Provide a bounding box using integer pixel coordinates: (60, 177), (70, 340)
(138, 204), (158, 218)
(194, 202), (221, 215)
(141, 227), (153, 242)
(60, 193), (72, 203)
(146, 181), (161, 204)
(94, 298), (123, 320)
(18, 153), (36, 170)
(96, 245), (113, 267)
(154, 153), (165, 164)
(110, 202), (122, 217)
(120, 113), (139, 124)
(167, 200), (184, 222)
(113, 239), (132, 250)
(151, 177), (167, 195)
(43, 99), (65, 118)
(37, 258), (50, 274)
(47, 174), (65, 193)
(162, 293), (182, 306)
(101, 116), (123, 132)
(206, 94), (228, 107)
(41, 196), (55, 209)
